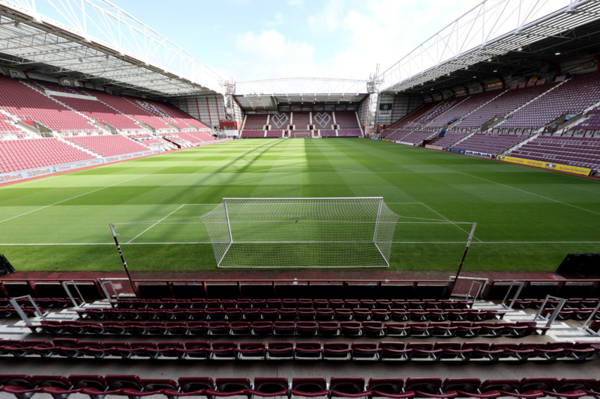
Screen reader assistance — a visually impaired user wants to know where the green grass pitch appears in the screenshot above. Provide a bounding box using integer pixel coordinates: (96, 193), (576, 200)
(0, 138), (599, 272)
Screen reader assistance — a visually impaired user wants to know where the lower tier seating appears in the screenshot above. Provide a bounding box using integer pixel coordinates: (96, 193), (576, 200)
(75, 307), (505, 322)
(453, 133), (527, 154)
(0, 138), (94, 173)
(36, 320), (548, 337)
(0, 339), (596, 362)
(0, 375), (598, 399)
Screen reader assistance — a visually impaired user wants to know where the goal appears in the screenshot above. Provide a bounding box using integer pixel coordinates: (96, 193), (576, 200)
(199, 197), (399, 268)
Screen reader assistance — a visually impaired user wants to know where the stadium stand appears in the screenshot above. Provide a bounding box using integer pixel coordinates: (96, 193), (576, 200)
(334, 111), (362, 136)
(455, 84), (552, 129)
(0, 138), (94, 173)
(66, 135), (149, 157)
(0, 77), (97, 134)
(87, 91), (173, 131)
(452, 133), (528, 155)
(500, 73), (600, 130)
(242, 115), (267, 137)
(508, 135), (600, 170)
(426, 91), (501, 128)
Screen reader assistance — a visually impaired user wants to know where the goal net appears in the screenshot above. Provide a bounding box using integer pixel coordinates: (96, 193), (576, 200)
(199, 197), (399, 268)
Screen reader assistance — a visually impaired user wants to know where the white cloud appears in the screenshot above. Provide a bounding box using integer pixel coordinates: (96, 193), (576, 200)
(287, 0), (304, 6)
(233, 30), (317, 79)
(307, 0), (345, 32)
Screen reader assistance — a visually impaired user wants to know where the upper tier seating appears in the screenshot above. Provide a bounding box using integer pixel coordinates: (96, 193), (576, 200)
(502, 73), (600, 129)
(54, 97), (139, 131)
(382, 103), (437, 137)
(335, 112), (359, 128)
(293, 112), (310, 129)
(1, 375), (598, 399)
(509, 135), (600, 171)
(456, 85), (551, 128)
(67, 135), (148, 157)
(453, 133), (528, 155)
(312, 112), (333, 130)
(269, 113), (290, 130)
(88, 91), (172, 130)
(409, 99), (459, 127)
(0, 77), (96, 133)
(245, 115), (267, 130)
(427, 92), (500, 128)
(0, 138), (94, 173)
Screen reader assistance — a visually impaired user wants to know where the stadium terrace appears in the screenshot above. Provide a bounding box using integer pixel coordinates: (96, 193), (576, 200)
(1, 0), (600, 396)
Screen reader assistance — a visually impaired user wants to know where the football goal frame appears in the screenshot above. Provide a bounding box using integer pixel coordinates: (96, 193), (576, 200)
(200, 197), (397, 269)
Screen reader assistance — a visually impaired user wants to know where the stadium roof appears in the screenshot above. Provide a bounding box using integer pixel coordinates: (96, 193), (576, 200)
(0, 0), (223, 97)
(234, 78), (369, 111)
(381, 0), (600, 94)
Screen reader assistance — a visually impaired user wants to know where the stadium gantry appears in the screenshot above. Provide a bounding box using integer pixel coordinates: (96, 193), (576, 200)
(1, 0), (600, 396)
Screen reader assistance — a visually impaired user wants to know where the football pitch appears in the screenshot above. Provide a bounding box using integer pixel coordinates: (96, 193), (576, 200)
(0, 138), (599, 272)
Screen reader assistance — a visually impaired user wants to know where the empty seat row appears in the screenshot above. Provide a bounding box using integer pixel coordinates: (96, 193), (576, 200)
(541, 307), (600, 320)
(1, 375), (599, 399)
(113, 298), (471, 310)
(511, 298), (600, 309)
(77, 307), (502, 322)
(1, 339), (596, 362)
(36, 320), (547, 338)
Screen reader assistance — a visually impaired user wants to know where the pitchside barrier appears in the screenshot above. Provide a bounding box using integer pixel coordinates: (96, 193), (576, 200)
(200, 197), (399, 268)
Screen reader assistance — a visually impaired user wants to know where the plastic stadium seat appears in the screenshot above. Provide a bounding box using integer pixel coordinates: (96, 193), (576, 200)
(351, 342), (379, 361)
(295, 342), (322, 360)
(442, 379), (481, 397)
(291, 378), (328, 399)
(238, 342), (265, 360)
(379, 342), (409, 362)
(266, 342), (294, 360)
(178, 377), (214, 395)
(323, 342), (351, 360)
(213, 378), (251, 398)
(251, 378), (289, 399)
(0, 375), (38, 399)
(368, 379), (409, 399)
(211, 342), (238, 360)
(330, 378), (367, 399)
(184, 341), (211, 359)
(69, 375), (110, 399)
(404, 378), (443, 397)
(31, 375), (74, 399)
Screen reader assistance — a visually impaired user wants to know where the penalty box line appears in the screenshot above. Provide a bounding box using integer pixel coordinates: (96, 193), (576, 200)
(126, 204), (187, 244)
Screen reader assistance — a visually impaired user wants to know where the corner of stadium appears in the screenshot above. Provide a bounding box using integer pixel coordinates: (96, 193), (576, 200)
(1, 0), (600, 395)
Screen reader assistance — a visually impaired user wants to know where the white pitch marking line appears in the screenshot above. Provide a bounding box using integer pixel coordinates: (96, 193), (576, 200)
(456, 169), (600, 217)
(416, 201), (483, 242)
(0, 174), (148, 225)
(126, 204), (186, 244)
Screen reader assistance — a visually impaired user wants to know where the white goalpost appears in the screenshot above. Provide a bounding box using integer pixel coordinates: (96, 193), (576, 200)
(199, 197), (399, 268)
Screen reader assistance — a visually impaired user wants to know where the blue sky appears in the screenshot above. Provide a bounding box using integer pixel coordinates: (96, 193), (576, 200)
(110, 0), (483, 81)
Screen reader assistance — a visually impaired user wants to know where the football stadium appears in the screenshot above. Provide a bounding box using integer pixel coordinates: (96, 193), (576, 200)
(1, 0), (600, 396)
